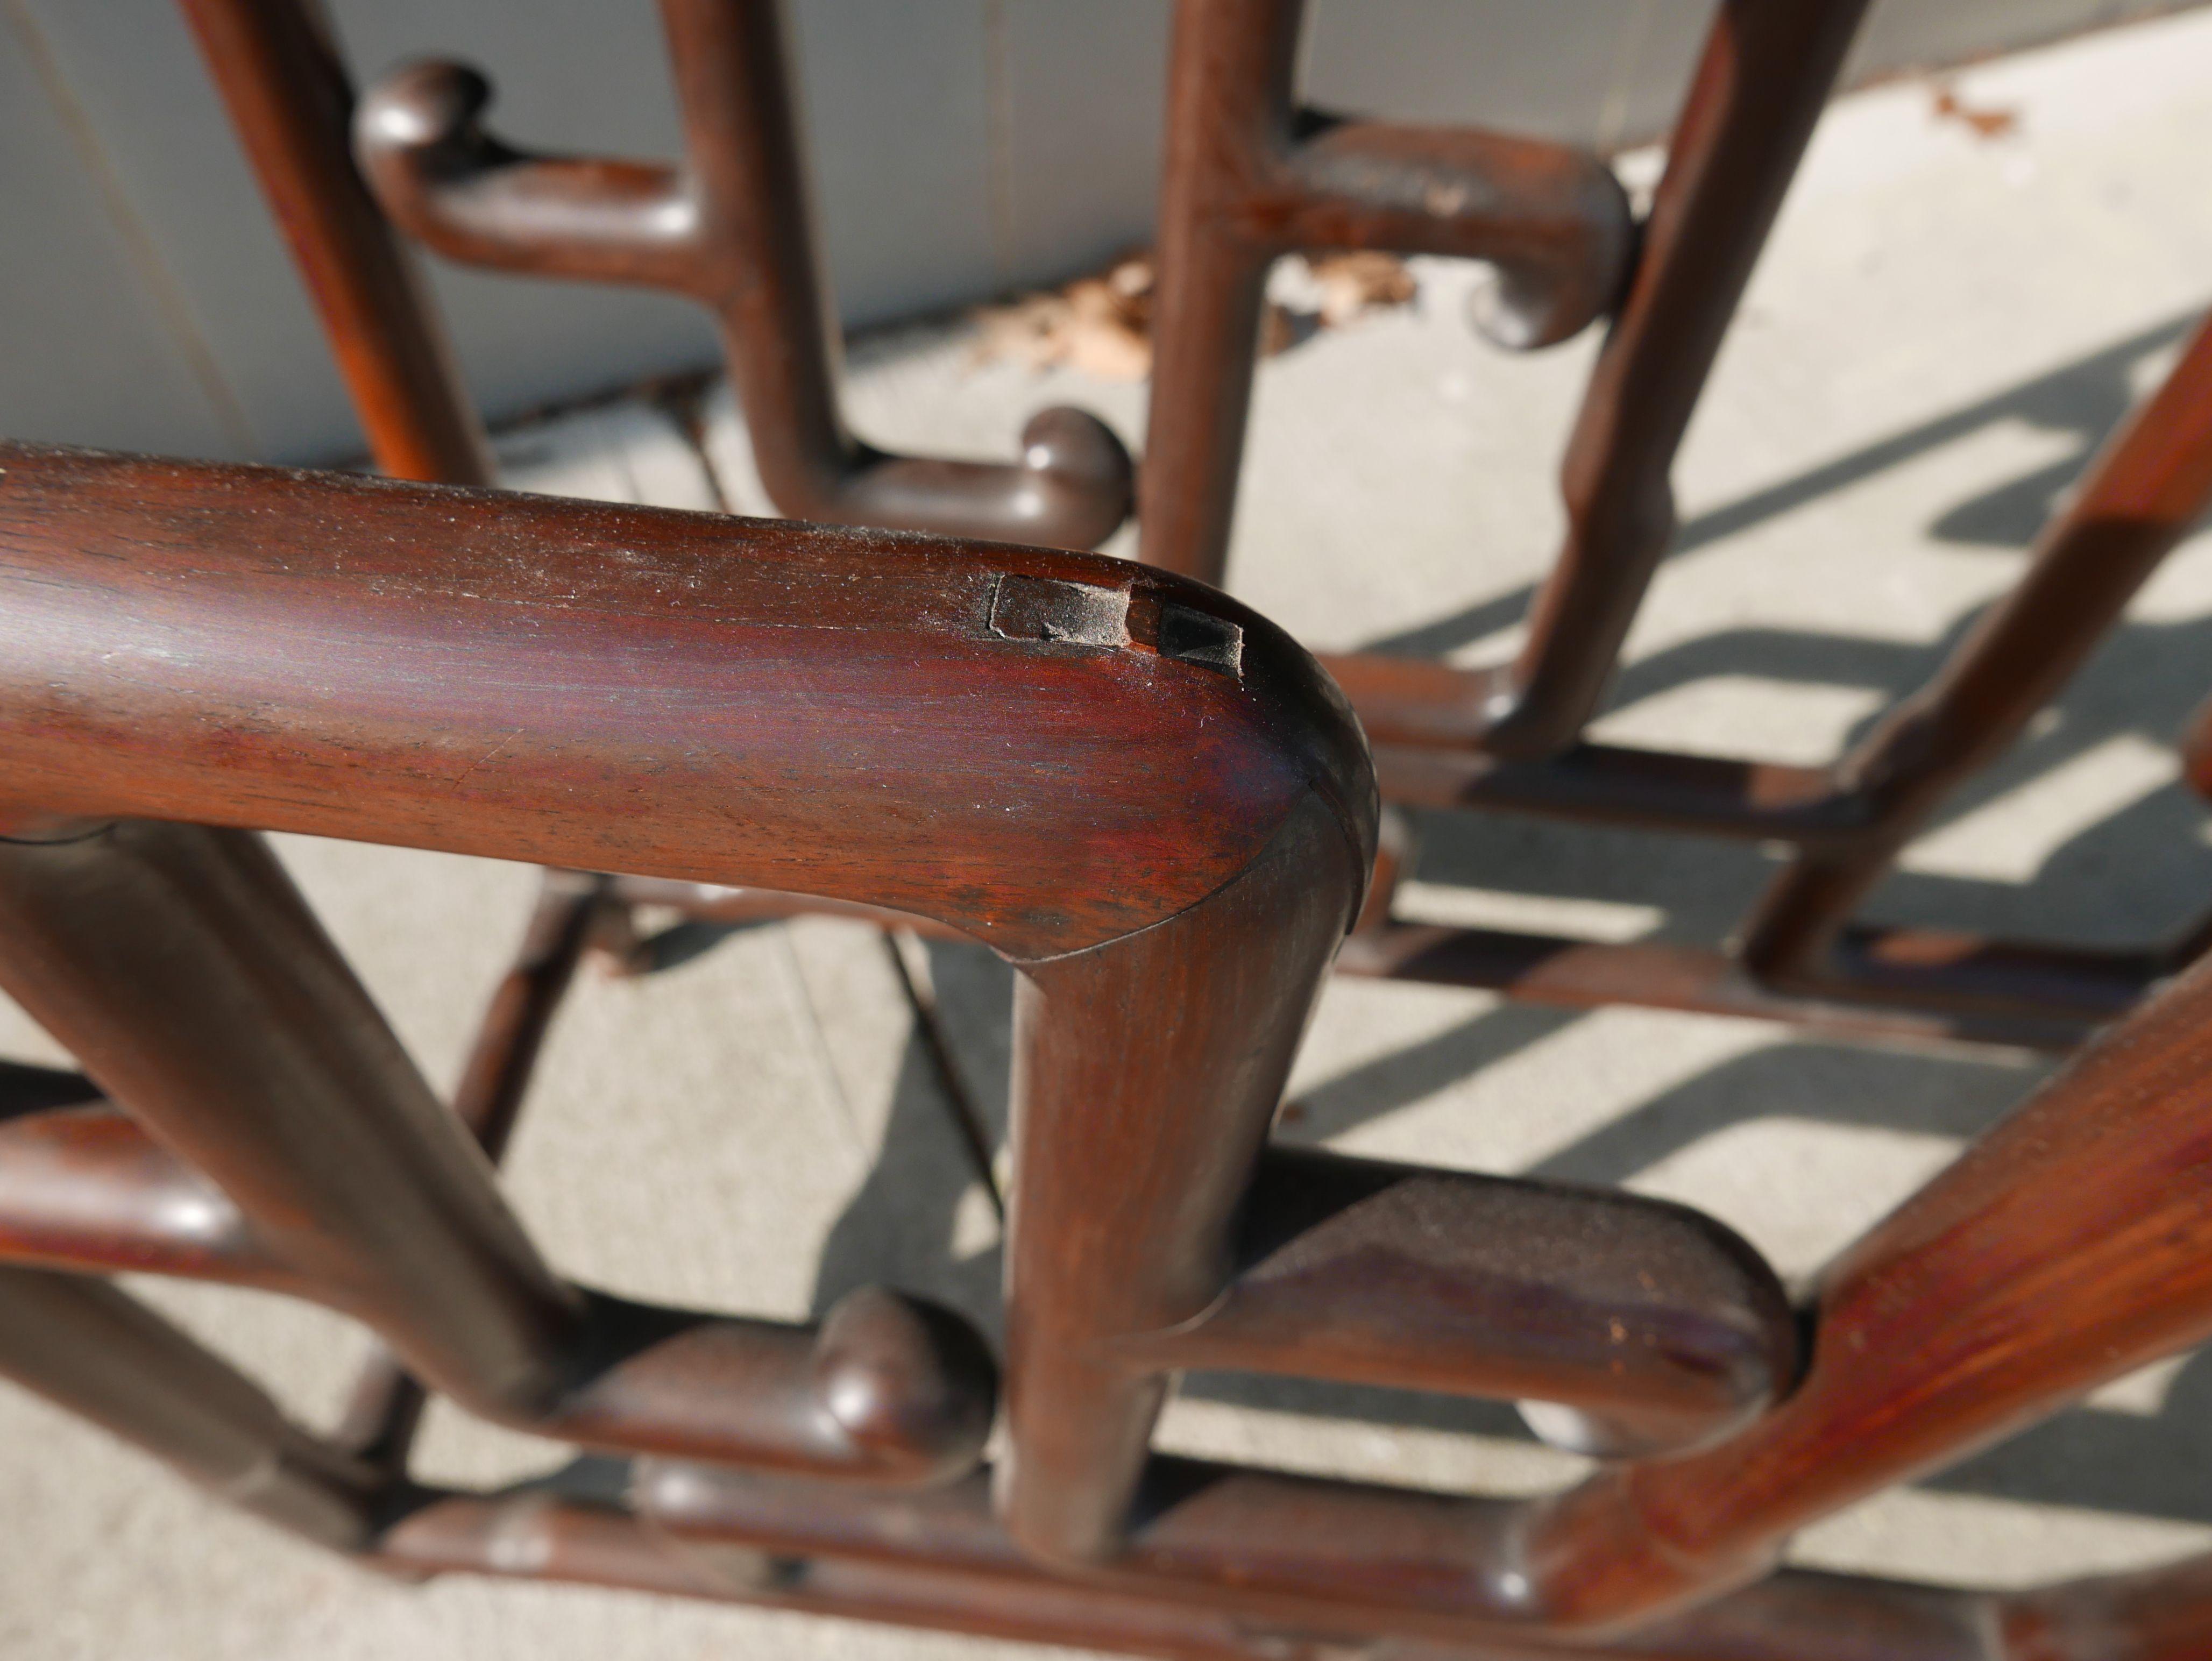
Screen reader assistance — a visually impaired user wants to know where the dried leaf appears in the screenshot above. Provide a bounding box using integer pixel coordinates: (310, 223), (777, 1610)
(1931, 82), (2020, 140)
(970, 247), (1420, 380)
(1306, 251), (1420, 327)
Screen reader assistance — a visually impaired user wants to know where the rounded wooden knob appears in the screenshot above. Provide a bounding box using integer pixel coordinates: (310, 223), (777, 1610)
(813, 1286), (997, 1485)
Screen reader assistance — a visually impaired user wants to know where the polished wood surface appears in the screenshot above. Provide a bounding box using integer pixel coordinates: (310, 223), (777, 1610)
(185, 0), (2212, 1047)
(6, 445), (2212, 1655)
(13, 4), (2212, 1656)
(642, 946), (2212, 1637)
(0, 444), (1364, 957)
(0, 818), (995, 1485)
(0, 442), (1371, 1494)
(1151, 1145), (1794, 1459)
(1525, 945), (2212, 1630)
(1302, 0), (2212, 1044)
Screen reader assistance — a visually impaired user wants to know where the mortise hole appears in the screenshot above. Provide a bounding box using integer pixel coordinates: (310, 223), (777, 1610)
(988, 574), (1131, 649)
(1158, 604), (1244, 678)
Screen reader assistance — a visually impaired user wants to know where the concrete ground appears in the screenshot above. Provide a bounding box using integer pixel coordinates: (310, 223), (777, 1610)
(9, 10), (2212, 1657)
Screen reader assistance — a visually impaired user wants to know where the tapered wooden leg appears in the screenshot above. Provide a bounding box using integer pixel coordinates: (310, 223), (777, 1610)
(0, 821), (585, 1408)
(337, 870), (614, 1471)
(180, 0), (494, 485)
(1483, 0), (1868, 757)
(0, 1265), (380, 1550)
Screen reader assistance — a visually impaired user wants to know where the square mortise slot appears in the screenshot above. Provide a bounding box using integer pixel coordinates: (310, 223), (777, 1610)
(989, 574), (1132, 648)
(1158, 604), (1243, 677)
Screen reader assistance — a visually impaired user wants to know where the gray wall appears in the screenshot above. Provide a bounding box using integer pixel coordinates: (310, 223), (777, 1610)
(0, 0), (2191, 468)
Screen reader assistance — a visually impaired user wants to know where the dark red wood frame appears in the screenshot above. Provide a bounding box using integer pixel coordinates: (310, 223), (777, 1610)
(9, 433), (2212, 1657)
(1, 2), (2210, 1658)
(193, 0), (2212, 1052)
(10, 443), (2212, 1660)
